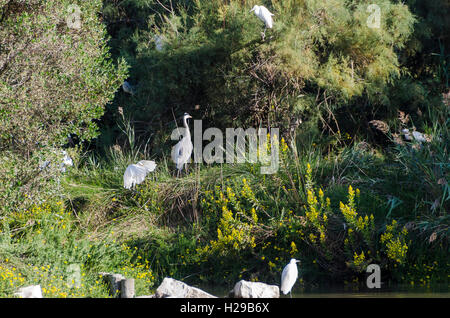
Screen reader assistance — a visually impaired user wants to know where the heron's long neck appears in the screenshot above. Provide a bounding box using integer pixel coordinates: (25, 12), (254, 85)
(183, 117), (191, 138)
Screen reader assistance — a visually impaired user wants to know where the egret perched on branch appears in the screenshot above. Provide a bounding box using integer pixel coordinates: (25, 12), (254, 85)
(123, 160), (157, 189)
(281, 258), (300, 297)
(250, 5), (274, 40)
(171, 113), (193, 176)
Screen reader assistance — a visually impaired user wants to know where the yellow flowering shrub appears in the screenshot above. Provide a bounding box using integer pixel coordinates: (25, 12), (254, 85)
(199, 182), (260, 258)
(340, 186), (375, 245)
(353, 251), (366, 267)
(380, 220), (409, 264)
(302, 166), (331, 249)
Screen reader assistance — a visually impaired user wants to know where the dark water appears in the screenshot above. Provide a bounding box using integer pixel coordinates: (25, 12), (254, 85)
(198, 284), (450, 298)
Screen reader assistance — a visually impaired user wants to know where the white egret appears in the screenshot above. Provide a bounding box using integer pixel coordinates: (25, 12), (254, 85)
(171, 113), (193, 176)
(123, 160), (157, 189)
(280, 258), (300, 297)
(122, 81), (135, 96)
(250, 5), (274, 39)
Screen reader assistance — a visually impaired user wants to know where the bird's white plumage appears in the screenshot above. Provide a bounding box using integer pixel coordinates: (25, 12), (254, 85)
(250, 5), (274, 29)
(40, 149), (73, 172)
(402, 128), (428, 143)
(123, 160), (157, 189)
(280, 258), (299, 295)
(171, 113), (193, 172)
(412, 131), (426, 143)
(59, 150), (73, 173)
(62, 150), (73, 167)
(401, 128), (413, 141)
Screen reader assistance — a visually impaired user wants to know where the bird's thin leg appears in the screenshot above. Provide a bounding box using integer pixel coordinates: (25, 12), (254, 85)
(261, 27), (267, 41)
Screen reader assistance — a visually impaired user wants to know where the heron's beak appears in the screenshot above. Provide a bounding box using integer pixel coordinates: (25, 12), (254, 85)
(296, 260), (301, 263)
(187, 115), (192, 119)
(250, 8), (255, 12)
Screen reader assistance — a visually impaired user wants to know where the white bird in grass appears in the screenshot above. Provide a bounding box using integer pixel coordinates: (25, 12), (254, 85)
(412, 130), (427, 143)
(123, 160), (157, 189)
(281, 258), (300, 297)
(401, 128), (413, 141)
(250, 5), (274, 40)
(171, 113), (193, 176)
(402, 128), (428, 143)
(39, 149), (73, 172)
(60, 150), (73, 172)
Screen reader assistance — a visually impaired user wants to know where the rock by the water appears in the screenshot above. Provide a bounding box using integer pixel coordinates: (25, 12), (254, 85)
(230, 280), (279, 298)
(120, 278), (135, 298)
(14, 285), (43, 298)
(155, 277), (217, 298)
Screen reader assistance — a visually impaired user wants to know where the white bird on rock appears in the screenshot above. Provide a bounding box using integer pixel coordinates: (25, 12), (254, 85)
(250, 5), (274, 39)
(171, 113), (193, 176)
(123, 160), (157, 189)
(281, 258), (300, 297)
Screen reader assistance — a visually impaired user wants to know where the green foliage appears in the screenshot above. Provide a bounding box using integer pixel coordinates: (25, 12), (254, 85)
(0, 0), (128, 216)
(0, 201), (155, 297)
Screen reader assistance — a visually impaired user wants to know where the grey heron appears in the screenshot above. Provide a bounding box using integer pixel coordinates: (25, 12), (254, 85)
(171, 113), (193, 176)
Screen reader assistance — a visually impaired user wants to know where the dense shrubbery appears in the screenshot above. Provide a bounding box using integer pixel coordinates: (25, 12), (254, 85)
(99, 0), (419, 148)
(0, 201), (155, 297)
(0, 0), (127, 216)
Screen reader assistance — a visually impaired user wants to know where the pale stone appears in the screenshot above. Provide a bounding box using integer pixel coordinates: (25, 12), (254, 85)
(230, 280), (279, 298)
(155, 277), (217, 298)
(15, 285), (43, 298)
